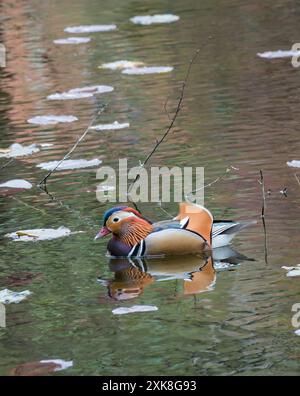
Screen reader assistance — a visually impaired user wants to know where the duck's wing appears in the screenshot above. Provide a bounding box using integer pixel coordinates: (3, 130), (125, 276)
(212, 220), (256, 248)
(127, 203), (213, 257)
(127, 228), (208, 257)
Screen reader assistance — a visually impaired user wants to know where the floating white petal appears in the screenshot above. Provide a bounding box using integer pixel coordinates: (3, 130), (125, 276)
(5, 226), (73, 242)
(47, 92), (93, 100)
(112, 305), (158, 315)
(90, 121), (129, 131)
(257, 50), (300, 59)
(282, 264), (300, 277)
(0, 143), (40, 158)
(130, 14), (180, 25)
(39, 143), (54, 148)
(0, 289), (31, 304)
(40, 359), (73, 372)
(70, 85), (114, 94)
(99, 60), (144, 70)
(27, 115), (78, 125)
(37, 158), (101, 171)
(122, 66), (173, 75)
(54, 37), (91, 44)
(287, 160), (300, 168)
(47, 85), (113, 101)
(0, 179), (32, 189)
(64, 25), (116, 33)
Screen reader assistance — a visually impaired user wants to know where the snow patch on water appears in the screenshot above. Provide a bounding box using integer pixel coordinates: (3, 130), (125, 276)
(112, 305), (158, 315)
(54, 37), (91, 44)
(257, 50), (300, 59)
(99, 60), (144, 70)
(40, 359), (73, 372)
(130, 14), (180, 25)
(282, 265), (300, 277)
(5, 227), (74, 242)
(27, 115), (78, 125)
(122, 66), (173, 75)
(47, 85), (113, 100)
(90, 121), (129, 131)
(37, 158), (101, 171)
(0, 289), (31, 304)
(287, 160), (300, 168)
(0, 143), (40, 158)
(0, 180), (32, 189)
(64, 25), (116, 33)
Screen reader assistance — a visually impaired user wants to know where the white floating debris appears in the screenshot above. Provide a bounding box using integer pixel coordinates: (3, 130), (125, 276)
(112, 305), (158, 315)
(39, 359), (73, 372)
(37, 158), (101, 171)
(130, 14), (180, 25)
(282, 265), (300, 277)
(99, 60), (144, 70)
(27, 115), (78, 125)
(64, 24), (116, 33)
(70, 85), (114, 94)
(257, 50), (300, 59)
(54, 37), (91, 44)
(0, 143), (40, 158)
(287, 160), (300, 168)
(5, 227), (73, 242)
(122, 66), (173, 75)
(90, 121), (129, 131)
(0, 179), (32, 190)
(39, 143), (54, 148)
(47, 85), (113, 101)
(295, 329), (300, 336)
(0, 289), (31, 304)
(47, 92), (93, 100)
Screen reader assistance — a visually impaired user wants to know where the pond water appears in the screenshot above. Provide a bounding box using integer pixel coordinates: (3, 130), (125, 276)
(0, 0), (300, 376)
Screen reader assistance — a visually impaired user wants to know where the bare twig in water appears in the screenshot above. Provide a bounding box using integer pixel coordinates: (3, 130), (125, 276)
(185, 165), (235, 203)
(37, 184), (99, 230)
(294, 173), (300, 187)
(38, 103), (108, 188)
(128, 41), (213, 199)
(259, 170), (268, 264)
(0, 158), (14, 172)
(258, 170), (266, 217)
(10, 195), (46, 215)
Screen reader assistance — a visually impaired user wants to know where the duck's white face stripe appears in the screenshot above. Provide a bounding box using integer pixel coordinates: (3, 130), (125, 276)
(107, 211), (140, 230)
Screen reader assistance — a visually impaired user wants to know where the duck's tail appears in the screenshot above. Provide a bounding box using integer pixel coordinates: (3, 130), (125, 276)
(175, 202), (214, 247)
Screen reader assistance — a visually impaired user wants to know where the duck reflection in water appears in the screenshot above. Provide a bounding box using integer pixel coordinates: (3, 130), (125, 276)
(97, 247), (252, 301)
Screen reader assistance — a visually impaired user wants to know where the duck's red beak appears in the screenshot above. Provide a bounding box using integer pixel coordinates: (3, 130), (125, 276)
(94, 226), (111, 240)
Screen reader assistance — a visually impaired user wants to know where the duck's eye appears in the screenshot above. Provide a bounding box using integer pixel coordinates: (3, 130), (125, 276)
(113, 217), (119, 222)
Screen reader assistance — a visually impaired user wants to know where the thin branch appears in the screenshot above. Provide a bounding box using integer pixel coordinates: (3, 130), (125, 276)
(38, 103), (108, 187)
(185, 165), (235, 203)
(259, 169), (266, 217)
(0, 158), (14, 172)
(10, 195), (46, 214)
(259, 170), (268, 264)
(128, 41), (213, 198)
(294, 173), (300, 187)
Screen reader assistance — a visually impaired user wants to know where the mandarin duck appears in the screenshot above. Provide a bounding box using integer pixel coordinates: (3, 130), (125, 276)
(95, 202), (255, 257)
